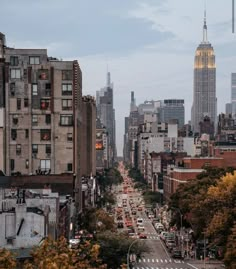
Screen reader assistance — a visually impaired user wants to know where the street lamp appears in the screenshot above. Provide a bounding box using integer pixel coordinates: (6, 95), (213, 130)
(127, 238), (139, 269)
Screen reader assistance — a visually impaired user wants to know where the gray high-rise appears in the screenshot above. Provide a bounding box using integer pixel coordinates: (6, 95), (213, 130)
(96, 72), (116, 165)
(231, 73), (236, 117)
(191, 12), (216, 133)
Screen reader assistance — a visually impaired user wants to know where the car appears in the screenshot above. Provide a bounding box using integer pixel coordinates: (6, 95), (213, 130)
(148, 213), (155, 219)
(172, 249), (183, 259)
(137, 225), (145, 232)
(139, 233), (147, 239)
(117, 215), (123, 221)
(117, 222), (124, 228)
(131, 210), (137, 215)
(154, 223), (164, 229)
(136, 218), (143, 225)
(160, 231), (169, 241)
(166, 240), (176, 250)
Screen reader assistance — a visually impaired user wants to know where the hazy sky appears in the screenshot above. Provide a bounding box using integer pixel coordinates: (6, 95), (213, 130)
(1, 0), (236, 155)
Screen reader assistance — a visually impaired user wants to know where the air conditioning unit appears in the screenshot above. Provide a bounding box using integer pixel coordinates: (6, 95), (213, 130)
(32, 153), (37, 159)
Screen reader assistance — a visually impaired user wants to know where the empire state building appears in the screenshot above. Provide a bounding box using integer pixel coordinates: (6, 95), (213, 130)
(191, 12), (216, 133)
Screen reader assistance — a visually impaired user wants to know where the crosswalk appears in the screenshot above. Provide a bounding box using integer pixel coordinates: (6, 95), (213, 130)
(131, 266), (190, 269)
(136, 259), (184, 264)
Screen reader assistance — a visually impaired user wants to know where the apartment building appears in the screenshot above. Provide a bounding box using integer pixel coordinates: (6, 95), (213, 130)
(0, 34), (82, 177)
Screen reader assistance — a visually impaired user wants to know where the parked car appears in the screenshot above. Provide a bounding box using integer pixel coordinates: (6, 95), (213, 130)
(166, 239), (176, 250)
(171, 249), (183, 259)
(160, 231), (169, 241)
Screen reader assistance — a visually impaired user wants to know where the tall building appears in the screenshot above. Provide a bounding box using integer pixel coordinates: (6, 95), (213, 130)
(159, 99), (185, 128)
(231, 73), (236, 117)
(191, 11), (216, 133)
(0, 33), (83, 212)
(96, 72), (116, 165)
(81, 95), (96, 177)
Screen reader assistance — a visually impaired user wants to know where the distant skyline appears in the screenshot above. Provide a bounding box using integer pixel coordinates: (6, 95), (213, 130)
(0, 0), (235, 155)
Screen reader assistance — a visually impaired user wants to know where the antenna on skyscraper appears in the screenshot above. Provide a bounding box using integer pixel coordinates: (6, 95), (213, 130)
(203, 0), (208, 43)
(233, 0), (235, 33)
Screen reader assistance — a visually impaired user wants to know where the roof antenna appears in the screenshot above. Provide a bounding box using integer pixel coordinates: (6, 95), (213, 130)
(233, 0), (235, 33)
(203, 0), (208, 43)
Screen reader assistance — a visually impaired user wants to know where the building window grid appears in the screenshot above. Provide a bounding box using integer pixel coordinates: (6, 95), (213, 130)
(10, 56), (19, 66)
(32, 144), (38, 154)
(62, 84), (72, 95)
(60, 115), (73, 126)
(29, 56), (40, 65)
(10, 69), (21, 79)
(32, 84), (38, 96)
(16, 144), (21, 155)
(62, 99), (72, 110)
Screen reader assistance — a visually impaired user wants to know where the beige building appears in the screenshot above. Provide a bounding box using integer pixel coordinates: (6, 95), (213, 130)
(0, 33), (83, 213)
(81, 95), (96, 177)
(2, 47), (82, 177)
(0, 108), (4, 172)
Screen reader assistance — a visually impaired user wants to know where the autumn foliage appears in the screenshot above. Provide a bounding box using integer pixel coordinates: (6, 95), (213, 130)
(169, 167), (236, 268)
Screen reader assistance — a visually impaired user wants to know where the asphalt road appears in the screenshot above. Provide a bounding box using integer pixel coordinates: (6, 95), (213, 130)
(115, 169), (218, 269)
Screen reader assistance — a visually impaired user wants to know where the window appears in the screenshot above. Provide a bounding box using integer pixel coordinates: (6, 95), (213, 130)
(40, 99), (50, 110)
(32, 144), (38, 154)
(45, 114), (51, 124)
(17, 99), (21, 110)
(25, 129), (29, 139)
(32, 115), (38, 125)
(62, 99), (72, 110)
(24, 98), (29, 107)
(67, 163), (72, 172)
(16, 144), (21, 155)
(62, 84), (72, 95)
(67, 133), (72, 142)
(62, 70), (73, 80)
(10, 82), (15, 96)
(10, 69), (21, 79)
(45, 83), (51, 96)
(38, 69), (48, 80)
(60, 115), (73, 126)
(45, 144), (51, 154)
(40, 159), (50, 171)
(40, 129), (51, 141)
(12, 114), (18, 125)
(10, 56), (19, 66)
(29, 56), (40, 65)
(10, 159), (15, 171)
(11, 129), (17, 140)
(32, 84), (38, 95)
(25, 159), (29, 169)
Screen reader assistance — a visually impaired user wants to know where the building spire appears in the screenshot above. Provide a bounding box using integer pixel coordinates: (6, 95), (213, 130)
(203, 3), (208, 43)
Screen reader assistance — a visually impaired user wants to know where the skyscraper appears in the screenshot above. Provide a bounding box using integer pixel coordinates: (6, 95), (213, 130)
(191, 11), (216, 133)
(96, 72), (116, 165)
(231, 73), (236, 117)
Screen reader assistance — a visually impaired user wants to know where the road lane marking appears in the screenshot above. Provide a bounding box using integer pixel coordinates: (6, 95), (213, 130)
(169, 259), (172, 262)
(147, 259), (150, 262)
(160, 259), (163, 263)
(139, 259), (142, 262)
(152, 259), (154, 263)
(156, 259), (159, 262)
(187, 263), (198, 269)
(165, 259), (168, 263)
(143, 258), (146, 262)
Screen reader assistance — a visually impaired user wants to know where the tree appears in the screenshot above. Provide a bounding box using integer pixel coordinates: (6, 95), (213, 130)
(82, 208), (115, 234)
(97, 231), (148, 269)
(23, 237), (107, 269)
(0, 248), (16, 269)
